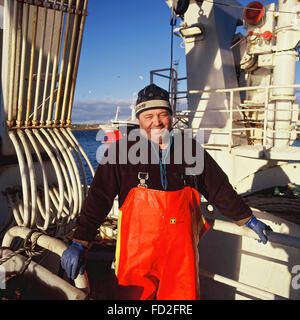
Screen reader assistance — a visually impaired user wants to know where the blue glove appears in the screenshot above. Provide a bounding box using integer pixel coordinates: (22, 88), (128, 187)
(61, 241), (88, 280)
(245, 216), (272, 244)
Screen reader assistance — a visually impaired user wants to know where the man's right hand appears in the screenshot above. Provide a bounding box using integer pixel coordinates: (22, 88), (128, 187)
(61, 241), (88, 280)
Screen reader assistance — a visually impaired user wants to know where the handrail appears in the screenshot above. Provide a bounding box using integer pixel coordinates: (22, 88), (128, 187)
(150, 67), (179, 112)
(200, 217), (300, 299)
(174, 83), (300, 150)
(198, 268), (288, 300)
(208, 218), (300, 250)
(176, 83), (300, 94)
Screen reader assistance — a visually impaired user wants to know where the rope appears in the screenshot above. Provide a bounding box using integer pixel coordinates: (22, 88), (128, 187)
(244, 195), (300, 225)
(169, 9), (176, 94)
(0, 229), (47, 277)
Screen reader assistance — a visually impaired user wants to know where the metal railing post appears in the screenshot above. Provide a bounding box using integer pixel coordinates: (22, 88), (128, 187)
(199, 268), (288, 300)
(263, 87), (269, 148)
(228, 90), (234, 150)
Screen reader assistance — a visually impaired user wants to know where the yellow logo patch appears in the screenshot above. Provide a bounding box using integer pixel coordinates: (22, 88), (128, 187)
(170, 218), (176, 224)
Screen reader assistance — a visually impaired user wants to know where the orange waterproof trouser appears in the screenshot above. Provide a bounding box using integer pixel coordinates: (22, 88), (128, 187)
(114, 186), (210, 300)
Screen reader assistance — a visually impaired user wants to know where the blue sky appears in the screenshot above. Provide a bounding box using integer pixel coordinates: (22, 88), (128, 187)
(72, 0), (299, 123)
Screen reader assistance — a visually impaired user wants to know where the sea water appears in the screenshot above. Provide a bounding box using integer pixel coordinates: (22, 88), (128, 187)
(72, 129), (101, 185)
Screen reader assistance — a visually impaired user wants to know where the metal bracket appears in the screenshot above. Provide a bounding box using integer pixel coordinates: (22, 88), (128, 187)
(138, 172), (149, 188)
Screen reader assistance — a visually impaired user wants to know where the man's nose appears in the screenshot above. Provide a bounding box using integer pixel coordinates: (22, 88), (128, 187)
(152, 115), (162, 127)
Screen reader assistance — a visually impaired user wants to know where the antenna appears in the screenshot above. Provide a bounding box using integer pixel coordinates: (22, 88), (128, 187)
(114, 106), (120, 121)
(130, 92), (137, 121)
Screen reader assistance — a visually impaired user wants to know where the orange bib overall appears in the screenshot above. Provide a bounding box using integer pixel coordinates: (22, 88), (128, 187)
(114, 185), (210, 300)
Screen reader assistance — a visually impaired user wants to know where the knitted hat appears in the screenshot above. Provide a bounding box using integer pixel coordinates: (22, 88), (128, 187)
(135, 84), (173, 117)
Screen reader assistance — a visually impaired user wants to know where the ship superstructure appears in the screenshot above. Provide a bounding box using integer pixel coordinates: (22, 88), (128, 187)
(164, 0), (300, 299)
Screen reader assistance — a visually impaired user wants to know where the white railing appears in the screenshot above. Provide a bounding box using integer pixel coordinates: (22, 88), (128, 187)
(174, 83), (300, 151)
(199, 217), (300, 300)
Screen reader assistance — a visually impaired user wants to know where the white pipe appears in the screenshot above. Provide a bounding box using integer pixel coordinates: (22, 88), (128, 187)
(41, 3), (57, 124)
(47, 9), (65, 124)
(55, 0), (73, 122)
(8, 130), (30, 227)
(67, 128), (95, 177)
(33, 7), (48, 123)
(48, 188), (65, 221)
(33, 129), (65, 222)
(53, 128), (82, 217)
(16, 192), (24, 223)
(47, 129), (79, 218)
(14, 1), (23, 124)
(34, 194), (47, 228)
(7, 0), (18, 125)
(25, 129), (51, 231)
(61, 0), (81, 123)
(40, 128), (74, 218)
(17, 2), (29, 126)
(2, 226), (90, 294)
(25, 5), (39, 124)
(35, 188), (57, 225)
(3, 0), (12, 126)
(48, 185), (71, 221)
(36, 193), (50, 225)
(6, 193), (23, 226)
(61, 128), (88, 198)
(67, 0), (89, 123)
(52, 186), (71, 219)
(16, 130), (37, 227)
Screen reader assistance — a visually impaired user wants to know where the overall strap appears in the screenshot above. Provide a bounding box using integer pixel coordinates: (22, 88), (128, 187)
(137, 171), (149, 188)
(138, 155), (149, 188)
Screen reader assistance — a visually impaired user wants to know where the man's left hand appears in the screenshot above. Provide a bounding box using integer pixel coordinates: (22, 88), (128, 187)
(245, 216), (273, 244)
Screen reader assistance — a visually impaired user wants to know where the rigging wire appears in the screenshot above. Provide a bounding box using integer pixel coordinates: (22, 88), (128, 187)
(169, 10), (176, 94)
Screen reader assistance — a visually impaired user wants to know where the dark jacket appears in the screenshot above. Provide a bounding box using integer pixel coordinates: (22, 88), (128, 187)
(73, 131), (252, 241)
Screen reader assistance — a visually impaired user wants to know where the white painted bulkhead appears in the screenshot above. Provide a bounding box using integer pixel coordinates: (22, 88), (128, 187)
(180, 0), (300, 299)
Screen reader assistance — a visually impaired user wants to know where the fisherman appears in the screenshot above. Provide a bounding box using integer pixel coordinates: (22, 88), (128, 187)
(60, 83), (272, 300)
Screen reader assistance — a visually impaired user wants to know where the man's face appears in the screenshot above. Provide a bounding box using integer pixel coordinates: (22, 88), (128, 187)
(138, 108), (172, 145)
